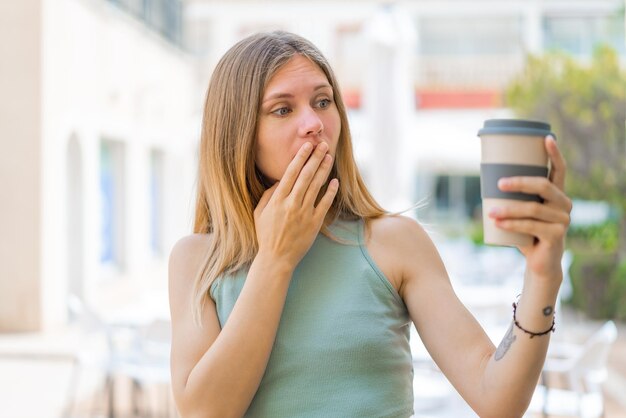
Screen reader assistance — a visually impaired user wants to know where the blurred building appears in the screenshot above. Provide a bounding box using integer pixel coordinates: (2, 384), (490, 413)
(184, 0), (625, 222)
(1, 0), (623, 332)
(1, 0), (198, 331)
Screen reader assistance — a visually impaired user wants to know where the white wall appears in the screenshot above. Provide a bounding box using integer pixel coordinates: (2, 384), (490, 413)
(0, 0), (44, 331)
(1, 0), (199, 331)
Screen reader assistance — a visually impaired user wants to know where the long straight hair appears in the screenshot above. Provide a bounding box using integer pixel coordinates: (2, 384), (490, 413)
(192, 31), (388, 325)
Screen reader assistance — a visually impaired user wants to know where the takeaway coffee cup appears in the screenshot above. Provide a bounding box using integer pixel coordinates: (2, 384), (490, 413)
(478, 119), (555, 247)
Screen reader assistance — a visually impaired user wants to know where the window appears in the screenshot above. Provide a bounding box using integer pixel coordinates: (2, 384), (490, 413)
(416, 17), (525, 88)
(419, 17), (524, 56)
(100, 140), (126, 269)
(434, 174), (481, 219)
(150, 149), (165, 257)
(543, 15), (625, 56)
(106, 0), (182, 47)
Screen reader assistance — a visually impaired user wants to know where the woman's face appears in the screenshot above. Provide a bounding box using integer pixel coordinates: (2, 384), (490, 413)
(255, 54), (341, 185)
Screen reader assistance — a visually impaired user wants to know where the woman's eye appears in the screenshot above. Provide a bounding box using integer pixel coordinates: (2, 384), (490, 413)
(272, 107), (291, 116)
(317, 98), (332, 108)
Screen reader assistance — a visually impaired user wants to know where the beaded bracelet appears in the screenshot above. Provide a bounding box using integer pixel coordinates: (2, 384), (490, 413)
(512, 301), (556, 338)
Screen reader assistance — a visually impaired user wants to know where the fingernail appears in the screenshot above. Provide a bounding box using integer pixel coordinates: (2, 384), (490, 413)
(303, 142), (312, 151)
(318, 142), (328, 152)
(489, 207), (501, 217)
(547, 135), (556, 142)
(498, 178), (509, 189)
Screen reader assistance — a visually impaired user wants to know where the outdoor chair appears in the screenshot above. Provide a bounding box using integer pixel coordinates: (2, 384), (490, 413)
(65, 295), (176, 418)
(64, 294), (124, 418)
(117, 318), (175, 417)
(529, 320), (618, 418)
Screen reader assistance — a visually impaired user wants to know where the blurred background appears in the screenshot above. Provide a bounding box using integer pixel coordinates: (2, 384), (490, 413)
(0, 0), (624, 417)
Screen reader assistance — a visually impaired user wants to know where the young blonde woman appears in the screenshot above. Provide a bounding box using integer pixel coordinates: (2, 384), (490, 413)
(169, 31), (572, 418)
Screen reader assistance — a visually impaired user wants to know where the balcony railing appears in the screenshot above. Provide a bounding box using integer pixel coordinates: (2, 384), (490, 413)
(106, 0), (183, 48)
(415, 54), (526, 90)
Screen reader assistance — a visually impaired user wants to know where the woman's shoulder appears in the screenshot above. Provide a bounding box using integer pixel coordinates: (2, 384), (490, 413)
(363, 215), (435, 293)
(365, 214), (429, 248)
(169, 233), (213, 265)
(168, 233), (213, 291)
(368, 214), (448, 293)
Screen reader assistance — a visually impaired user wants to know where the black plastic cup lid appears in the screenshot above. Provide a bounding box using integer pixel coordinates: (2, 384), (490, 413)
(478, 119), (555, 139)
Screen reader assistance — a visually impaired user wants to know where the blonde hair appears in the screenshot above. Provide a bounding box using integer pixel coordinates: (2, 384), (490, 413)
(192, 31), (388, 325)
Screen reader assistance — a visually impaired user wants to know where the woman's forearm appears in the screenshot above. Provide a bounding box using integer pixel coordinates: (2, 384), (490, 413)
(182, 253), (294, 418)
(480, 269), (561, 418)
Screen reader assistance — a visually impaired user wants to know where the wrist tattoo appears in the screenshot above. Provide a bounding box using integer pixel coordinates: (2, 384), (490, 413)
(495, 322), (517, 361)
(543, 306), (554, 316)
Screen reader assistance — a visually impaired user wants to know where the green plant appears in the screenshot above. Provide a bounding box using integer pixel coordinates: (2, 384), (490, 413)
(567, 220), (619, 253)
(467, 220), (484, 247)
(506, 45), (626, 320)
(568, 252), (617, 318)
(506, 45), (626, 261)
(610, 260), (626, 320)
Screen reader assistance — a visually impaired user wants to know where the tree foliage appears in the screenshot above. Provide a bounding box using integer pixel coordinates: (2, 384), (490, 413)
(505, 45), (626, 259)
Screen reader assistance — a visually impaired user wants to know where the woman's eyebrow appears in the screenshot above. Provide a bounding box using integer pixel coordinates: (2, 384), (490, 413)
(262, 84), (332, 104)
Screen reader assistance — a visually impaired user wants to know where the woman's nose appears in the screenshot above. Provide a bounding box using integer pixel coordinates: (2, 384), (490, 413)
(298, 108), (324, 137)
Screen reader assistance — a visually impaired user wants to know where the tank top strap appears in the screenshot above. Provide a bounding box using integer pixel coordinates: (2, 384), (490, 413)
(325, 216), (362, 245)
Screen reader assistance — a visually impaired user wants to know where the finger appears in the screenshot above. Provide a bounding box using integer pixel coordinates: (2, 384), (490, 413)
(545, 136), (567, 190)
(313, 178), (339, 219)
(254, 182), (279, 218)
(291, 142), (329, 203)
(276, 142), (314, 198)
(498, 176), (570, 209)
(302, 153), (334, 207)
(495, 218), (567, 243)
(488, 201), (570, 225)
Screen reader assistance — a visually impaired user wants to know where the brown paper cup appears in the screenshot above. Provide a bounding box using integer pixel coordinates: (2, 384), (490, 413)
(477, 119), (554, 247)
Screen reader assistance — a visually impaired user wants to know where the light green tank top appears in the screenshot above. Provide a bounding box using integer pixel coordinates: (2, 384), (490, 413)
(210, 217), (414, 418)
